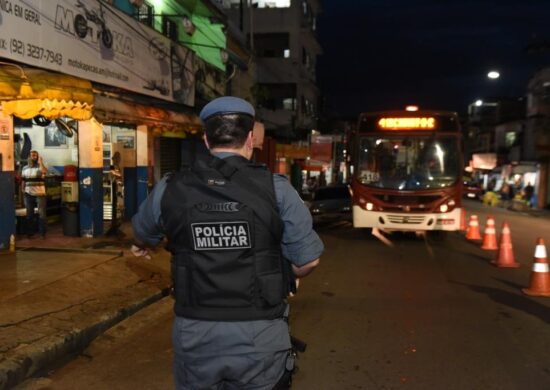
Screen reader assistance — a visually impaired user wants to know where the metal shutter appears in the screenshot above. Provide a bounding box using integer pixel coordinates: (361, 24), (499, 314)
(159, 137), (182, 177)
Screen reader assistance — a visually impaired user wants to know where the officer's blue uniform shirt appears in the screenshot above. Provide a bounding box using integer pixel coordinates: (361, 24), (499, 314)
(132, 152), (324, 359)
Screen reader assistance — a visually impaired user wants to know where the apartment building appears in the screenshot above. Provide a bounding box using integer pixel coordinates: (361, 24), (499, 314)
(224, 0), (322, 142)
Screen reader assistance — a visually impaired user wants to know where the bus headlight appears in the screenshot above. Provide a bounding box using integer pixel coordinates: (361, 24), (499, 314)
(439, 204), (449, 213)
(366, 202), (374, 211)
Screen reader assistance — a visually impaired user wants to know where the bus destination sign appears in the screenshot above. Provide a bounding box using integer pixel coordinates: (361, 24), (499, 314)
(378, 117), (436, 130)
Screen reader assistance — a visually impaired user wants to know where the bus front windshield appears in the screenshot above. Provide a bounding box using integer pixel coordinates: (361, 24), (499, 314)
(357, 135), (460, 190)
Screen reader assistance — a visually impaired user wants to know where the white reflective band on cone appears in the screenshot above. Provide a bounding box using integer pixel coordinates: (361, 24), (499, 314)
(534, 245), (547, 259)
(486, 228), (495, 234)
(471, 222), (479, 226)
(502, 226), (510, 234)
(533, 263), (550, 273)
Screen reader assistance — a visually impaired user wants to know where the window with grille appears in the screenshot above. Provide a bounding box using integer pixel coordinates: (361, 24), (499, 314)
(136, 2), (154, 27)
(162, 16), (179, 41)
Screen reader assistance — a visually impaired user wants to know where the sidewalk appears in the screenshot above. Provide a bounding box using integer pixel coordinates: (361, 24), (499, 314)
(0, 223), (171, 390)
(464, 198), (550, 220)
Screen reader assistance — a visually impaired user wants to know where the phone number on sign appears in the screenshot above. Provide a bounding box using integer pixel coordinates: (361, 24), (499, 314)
(10, 39), (63, 66)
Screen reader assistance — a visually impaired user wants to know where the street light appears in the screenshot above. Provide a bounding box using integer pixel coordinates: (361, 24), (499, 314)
(487, 71), (500, 80)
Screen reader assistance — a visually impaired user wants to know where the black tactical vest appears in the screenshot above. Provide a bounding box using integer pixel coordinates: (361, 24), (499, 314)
(161, 155), (288, 321)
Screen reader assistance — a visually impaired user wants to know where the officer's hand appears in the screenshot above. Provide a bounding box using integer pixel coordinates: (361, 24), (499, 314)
(289, 278), (300, 298)
(131, 244), (151, 260)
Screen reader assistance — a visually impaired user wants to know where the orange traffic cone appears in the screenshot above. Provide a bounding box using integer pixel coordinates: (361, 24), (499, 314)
(522, 238), (550, 297)
(466, 215), (482, 241)
(459, 209), (467, 232)
(481, 216), (498, 250)
(491, 221), (519, 268)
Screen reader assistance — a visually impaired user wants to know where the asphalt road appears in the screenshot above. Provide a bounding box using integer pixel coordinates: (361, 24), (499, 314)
(20, 201), (550, 390)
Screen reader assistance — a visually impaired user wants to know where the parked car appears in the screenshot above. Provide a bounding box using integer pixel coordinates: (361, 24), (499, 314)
(463, 180), (483, 200)
(306, 185), (352, 223)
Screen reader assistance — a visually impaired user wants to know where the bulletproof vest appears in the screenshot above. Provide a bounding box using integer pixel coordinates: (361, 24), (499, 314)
(161, 155), (287, 321)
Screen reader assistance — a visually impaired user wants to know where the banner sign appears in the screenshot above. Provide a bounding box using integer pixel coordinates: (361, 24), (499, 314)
(310, 135), (333, 162)
(472, 153), (497, 170)
(0, 0), (195, 105)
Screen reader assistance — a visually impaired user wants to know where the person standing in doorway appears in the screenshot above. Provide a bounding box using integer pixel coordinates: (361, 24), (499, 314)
(523, 182), (535, 207)
(21, 150), (48, 238)
(132, 96), (323, 389)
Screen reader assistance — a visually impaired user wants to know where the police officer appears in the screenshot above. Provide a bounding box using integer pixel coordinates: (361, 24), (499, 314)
(131, 96), (323, 389)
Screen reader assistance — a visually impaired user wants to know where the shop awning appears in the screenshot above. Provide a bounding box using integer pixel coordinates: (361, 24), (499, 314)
(93, 95), (202, 137)
(0, 66), (93, 120)
(276, 144), (310, 159)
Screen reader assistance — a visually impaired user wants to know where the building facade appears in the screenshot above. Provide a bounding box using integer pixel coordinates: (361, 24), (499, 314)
(526, 67), (550, 208)
(0, 0), (231, 249)
(224, 0), (322, 143)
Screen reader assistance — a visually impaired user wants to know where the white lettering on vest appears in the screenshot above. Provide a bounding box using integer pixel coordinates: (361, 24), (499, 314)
(192, 221), (252, 251)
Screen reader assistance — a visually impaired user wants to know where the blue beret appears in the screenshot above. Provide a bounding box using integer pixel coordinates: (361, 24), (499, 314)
(199, 96), (255, 122)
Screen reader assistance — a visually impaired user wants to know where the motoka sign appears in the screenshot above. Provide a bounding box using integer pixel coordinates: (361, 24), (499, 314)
(0, 0), (194, 105)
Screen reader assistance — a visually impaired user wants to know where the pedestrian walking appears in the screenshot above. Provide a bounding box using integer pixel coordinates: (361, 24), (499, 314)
(131, 96), (323, 389)
(21, 150), (48, 238)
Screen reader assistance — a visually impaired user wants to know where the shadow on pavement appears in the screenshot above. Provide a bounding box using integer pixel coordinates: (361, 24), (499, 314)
(450, 280), (550, 325)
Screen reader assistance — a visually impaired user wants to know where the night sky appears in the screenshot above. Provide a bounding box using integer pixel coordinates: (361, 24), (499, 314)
(317, 0), (550, 118)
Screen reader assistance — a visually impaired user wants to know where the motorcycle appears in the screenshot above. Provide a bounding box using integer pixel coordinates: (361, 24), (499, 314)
(74, 0), (113, 49)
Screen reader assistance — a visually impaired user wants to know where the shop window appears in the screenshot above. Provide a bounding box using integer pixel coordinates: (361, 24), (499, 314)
(135, 2), (154, 27)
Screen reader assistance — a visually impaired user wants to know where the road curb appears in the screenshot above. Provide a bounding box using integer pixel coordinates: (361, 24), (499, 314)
(0, 286), (169, 390)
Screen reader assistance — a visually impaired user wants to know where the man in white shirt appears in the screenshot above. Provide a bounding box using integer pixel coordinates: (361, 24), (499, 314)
(21, 150), (48, 238)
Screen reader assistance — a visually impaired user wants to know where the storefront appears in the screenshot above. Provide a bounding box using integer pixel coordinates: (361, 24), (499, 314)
(0, 65), (94, 248)
(94, 95), (201, 225)
(0, 1), (213, 247)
